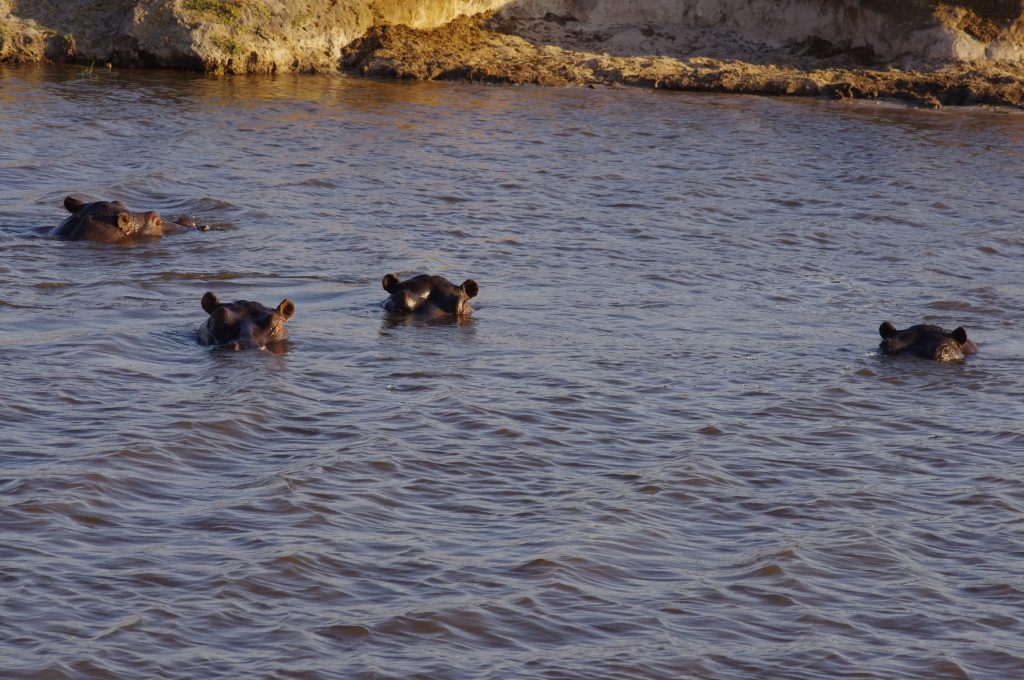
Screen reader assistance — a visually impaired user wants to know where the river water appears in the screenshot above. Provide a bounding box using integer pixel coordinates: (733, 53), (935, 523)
(2, 64), (1023, 679)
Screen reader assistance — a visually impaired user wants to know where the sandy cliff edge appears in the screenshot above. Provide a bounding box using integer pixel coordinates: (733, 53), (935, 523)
(1, 1), (1022, 108)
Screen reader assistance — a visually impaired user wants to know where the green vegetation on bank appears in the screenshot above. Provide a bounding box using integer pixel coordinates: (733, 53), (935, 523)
(181, 0), (267, 25)
(0, 22), (22, 62)
(214, 36), (243, 56)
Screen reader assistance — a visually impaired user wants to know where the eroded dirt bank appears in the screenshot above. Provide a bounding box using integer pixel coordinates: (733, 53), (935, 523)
(1, 1), (1023, 108)
(341, 12), (1024, 108)
(0, 0), (509, 73)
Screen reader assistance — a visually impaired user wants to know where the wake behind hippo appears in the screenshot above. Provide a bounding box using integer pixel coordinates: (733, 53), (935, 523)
(54, 196), (205, 243)
(879, 321), (978, 362)
(382, 273), (479, 318)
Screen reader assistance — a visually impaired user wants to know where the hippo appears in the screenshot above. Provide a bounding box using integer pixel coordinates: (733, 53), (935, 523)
(54, 196), (204, 243)
(382, 273), (479, 318)
(197, 292), (296, 351)
(878, 321), (978, 362)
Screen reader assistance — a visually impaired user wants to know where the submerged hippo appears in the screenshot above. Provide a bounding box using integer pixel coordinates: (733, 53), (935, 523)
(879, 321), (978, 362)
(54, 196), (204, 243)
(382, 273), (479, 318)
(197, 292), (296, 351)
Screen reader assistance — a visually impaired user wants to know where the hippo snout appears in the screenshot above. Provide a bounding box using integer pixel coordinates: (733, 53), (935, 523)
(933, 343), (966, 362)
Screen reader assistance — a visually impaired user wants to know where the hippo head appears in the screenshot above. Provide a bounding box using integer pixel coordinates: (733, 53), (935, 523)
(879, 321), (978, 362)
(198, 292), (296, 351)
(382, 273), (479, 317)
(54, 196), (172, 243)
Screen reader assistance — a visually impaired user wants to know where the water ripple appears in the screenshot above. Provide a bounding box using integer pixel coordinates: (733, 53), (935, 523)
(1, 64), (1023, 679)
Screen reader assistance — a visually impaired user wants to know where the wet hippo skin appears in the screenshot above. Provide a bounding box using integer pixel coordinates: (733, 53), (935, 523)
(54, 196), (197, 243)
(879, 321), (978, 362)
(382, 273), (479, 318)
(197, 292), (296, 351)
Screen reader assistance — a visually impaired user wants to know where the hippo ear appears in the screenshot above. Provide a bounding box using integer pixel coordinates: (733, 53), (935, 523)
(276, 299), (296, 320)
(461, 279), (479, 298)
(64, 196), (86, 213)
(951, 326), (968, 344)
(879, 321), (898, 339)
(201, 292), (221, 314)
(212, 306), (234, 326)
(116, 212), (133, 232)
(382, 273), (401, 293)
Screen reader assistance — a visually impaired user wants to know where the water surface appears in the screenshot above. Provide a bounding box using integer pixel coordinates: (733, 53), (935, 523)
(2, 64), (1023, 679)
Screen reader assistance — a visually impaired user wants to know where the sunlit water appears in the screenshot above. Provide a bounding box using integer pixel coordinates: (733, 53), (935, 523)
(2, 63), (1024, 679)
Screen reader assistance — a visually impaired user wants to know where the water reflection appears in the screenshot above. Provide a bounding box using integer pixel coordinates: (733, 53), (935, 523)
(379, 310), (477, 329)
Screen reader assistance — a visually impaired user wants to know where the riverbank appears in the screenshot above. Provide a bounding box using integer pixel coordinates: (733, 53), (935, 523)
(1, 1), (1022, 108)
(341, 12), (1024, 109)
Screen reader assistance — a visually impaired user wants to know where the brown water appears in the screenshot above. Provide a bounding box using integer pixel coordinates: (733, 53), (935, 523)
(2, 63), (1024, 679)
